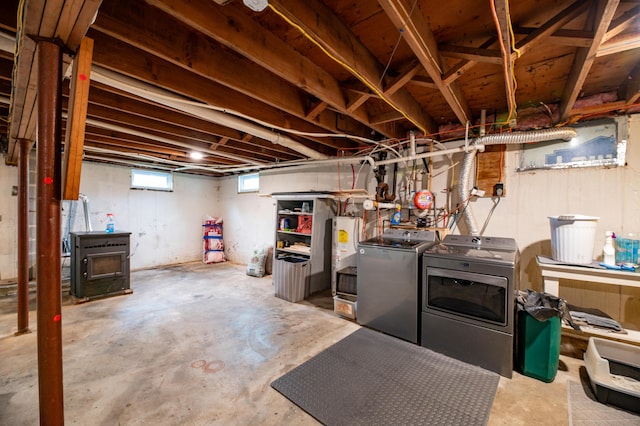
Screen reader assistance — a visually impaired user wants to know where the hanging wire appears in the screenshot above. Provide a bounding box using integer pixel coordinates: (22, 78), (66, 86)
(489, 0), (518, 125)
(267, 2), (428, 134)
(479, 196), (501, 235)
(378, 0), (420, 87)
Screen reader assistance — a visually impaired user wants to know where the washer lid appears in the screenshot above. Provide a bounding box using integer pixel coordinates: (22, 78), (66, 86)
(424, 234), (519, 264)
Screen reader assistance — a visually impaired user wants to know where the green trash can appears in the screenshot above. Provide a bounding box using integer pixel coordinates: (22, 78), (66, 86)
(515, 290), (571, 383)
(517, 311), (561, 382)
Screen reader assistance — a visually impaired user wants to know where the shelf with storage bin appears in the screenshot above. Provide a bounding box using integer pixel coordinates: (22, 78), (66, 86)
(273, 195), (334, 297)
(202, 220), (225, 263)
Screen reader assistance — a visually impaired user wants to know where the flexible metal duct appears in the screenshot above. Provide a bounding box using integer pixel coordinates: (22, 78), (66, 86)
(458, 127), (577, 235)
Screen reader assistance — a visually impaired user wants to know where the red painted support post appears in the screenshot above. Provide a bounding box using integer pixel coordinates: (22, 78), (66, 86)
(16, 138), (31, 335)
(36, 39), (64, 425)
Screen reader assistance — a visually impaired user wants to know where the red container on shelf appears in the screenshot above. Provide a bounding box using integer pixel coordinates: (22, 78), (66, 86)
(296, 215), (312, 234)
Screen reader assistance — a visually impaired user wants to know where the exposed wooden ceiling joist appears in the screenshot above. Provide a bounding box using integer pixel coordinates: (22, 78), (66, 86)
(267, 0), (436, 134)
(2, 0), (638, 175)
(146, 0), (405, 139)
(559, 0), (621, 121)
(7, 0), (102, 165)
(91, 0), (374, 145)
(378, 0), (472, 126)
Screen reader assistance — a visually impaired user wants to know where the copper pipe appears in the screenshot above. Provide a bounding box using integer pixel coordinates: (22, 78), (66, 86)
(16, 138), (31, 335)
(36, 40), (64, 425)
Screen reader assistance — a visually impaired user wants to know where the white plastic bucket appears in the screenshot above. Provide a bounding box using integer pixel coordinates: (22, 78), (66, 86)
(549, 215), (599, 264)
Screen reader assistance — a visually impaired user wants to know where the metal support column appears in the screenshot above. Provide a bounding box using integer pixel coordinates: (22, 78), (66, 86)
(16, 138), (31, 335)
(36, 40), (64, 425)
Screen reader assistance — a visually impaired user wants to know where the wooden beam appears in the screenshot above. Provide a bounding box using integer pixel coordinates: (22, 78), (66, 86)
(619, 63), (640, 105)
(346, 92), (372, 113)
(493, 0), (517, 122)
(146, 0), (402, 138)
(89, 31), (347, 153)
(560, 0), (621, 121)
(87, 84), (248, 142)
(370, 110), (404, 125)
(408, 75), (437, 89)
(515, 1), (589, 56)
(597, 33), (640, 56)
(514, 28), (593, 47)
(438, 45), (503, 64)
(62, 37), (93, 201)
(383, 60), (423, 96)
(266, 0), (435, 133)
(441, 37), (500, 87)
(91, 0), (376, 142)
(7, 0), (102, 165)
(602, 4), (639, 42)
(379, 0), (472, 125)
(305, 100), (328, 120)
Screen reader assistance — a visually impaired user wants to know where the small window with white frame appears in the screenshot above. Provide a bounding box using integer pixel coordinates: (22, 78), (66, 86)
(238, 172), (259, 193)
(131, 169), (173, 191)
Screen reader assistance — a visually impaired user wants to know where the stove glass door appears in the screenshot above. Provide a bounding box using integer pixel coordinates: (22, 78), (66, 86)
(87, 252), (126, 280)
(426, 267), (508, 326)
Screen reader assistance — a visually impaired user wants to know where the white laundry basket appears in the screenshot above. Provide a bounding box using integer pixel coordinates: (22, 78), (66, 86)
(549, 215), (599, 264)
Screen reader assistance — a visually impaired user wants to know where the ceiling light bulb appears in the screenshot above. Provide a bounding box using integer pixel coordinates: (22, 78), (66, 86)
(243, 0), (268, 12)
(190, 151), (204, 160)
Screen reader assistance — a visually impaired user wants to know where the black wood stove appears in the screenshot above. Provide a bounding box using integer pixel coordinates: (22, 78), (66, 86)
(70, 231), (132, 302)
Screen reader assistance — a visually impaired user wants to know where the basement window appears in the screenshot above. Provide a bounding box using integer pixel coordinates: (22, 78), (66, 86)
(238, 172), (259, 193)
(131, 169), (173, 191)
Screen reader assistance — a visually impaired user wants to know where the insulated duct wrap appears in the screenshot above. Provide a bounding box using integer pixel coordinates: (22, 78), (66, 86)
(458, 127), (577, 236)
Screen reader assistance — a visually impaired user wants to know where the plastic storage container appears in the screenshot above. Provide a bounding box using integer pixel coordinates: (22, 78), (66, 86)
(615, 233), (640, 265)
(584, 337), (640, 413)
(549, 215), (598, 264)
(273, 256), (309, 302)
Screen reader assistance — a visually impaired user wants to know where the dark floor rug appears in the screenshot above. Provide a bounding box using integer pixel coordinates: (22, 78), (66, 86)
(271, 327), (500, 426)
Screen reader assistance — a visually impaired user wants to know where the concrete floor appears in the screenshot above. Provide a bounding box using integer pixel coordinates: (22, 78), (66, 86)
(0, 262), (617, 425)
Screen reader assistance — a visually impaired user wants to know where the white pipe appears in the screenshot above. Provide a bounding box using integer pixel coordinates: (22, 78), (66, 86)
(363, 199), (401, 210)
(409, 131), (416, 159)
(84, 117), (260, 165)
(77, 193), (93, 231)
(90, 66), (328, 160)
(374, 144), (484, 167)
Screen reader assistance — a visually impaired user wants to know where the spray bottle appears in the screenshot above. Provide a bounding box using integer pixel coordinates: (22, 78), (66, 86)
(106, 213), (115, 233)
(603, 231), (615, 265)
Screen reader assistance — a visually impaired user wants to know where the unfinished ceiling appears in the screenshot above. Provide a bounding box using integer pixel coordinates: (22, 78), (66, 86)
(0, 0), (638, 176)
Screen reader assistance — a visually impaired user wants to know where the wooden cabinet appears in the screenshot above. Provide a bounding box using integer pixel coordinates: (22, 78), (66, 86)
(273, 195), (333, 296)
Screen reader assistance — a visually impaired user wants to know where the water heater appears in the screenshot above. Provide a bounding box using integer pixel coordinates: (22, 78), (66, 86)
(331, 216), (361, 295)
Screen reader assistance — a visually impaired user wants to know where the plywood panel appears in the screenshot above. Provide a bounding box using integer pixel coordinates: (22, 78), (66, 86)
(476, 144), (506, 196)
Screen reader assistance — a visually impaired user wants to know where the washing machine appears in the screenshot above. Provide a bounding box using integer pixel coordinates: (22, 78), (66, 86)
(357, 229), (437, 344)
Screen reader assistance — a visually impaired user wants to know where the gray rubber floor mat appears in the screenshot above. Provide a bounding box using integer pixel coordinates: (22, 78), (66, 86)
(271, 327), (500, 426)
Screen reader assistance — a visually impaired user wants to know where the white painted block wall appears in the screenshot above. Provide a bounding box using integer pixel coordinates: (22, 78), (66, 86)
(0, 114), (638, 292)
